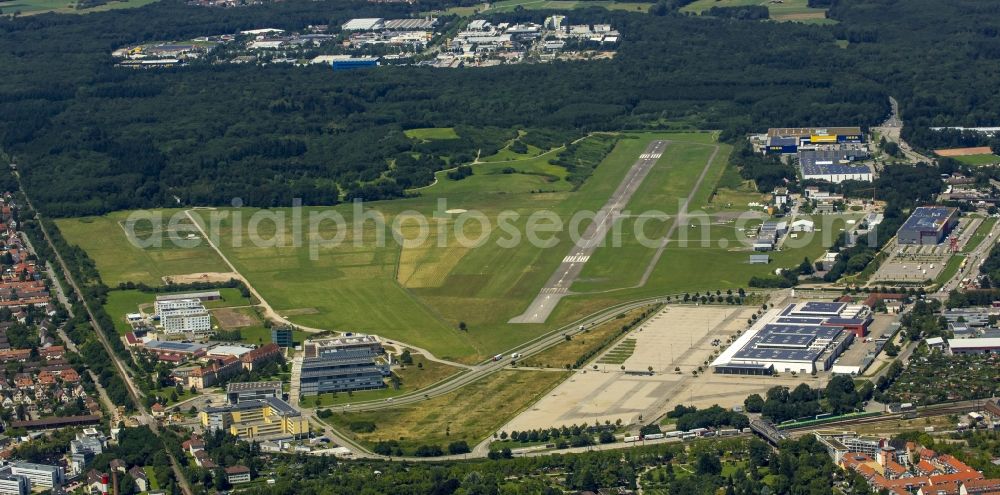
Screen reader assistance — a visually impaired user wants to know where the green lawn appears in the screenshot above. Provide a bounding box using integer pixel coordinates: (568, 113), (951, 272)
(54, 211), (229, 286)
(231, 326), (309, 347)
(404, 127), (459, 140)
(963, 217), (997, 253)
(144, 466), (160, 490)
(953, 153), (1000, 166)
(934, 254), (964, 286)
(681, 0), (832, 24)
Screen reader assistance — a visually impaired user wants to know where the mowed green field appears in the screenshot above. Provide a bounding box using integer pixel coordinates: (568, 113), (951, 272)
(964, 217), (997, 253)
(183, 133), (679, 362)
(56, 131), (822, 364)
(55, 211), (229, 286)
(681, 0), (832, 23)
(403, 127), (459, 140)
(953, 154), (1000, 166)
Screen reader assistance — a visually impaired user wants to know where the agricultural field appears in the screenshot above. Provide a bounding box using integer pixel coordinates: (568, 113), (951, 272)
(323, 369), (569, 453)
(0, 0), (157, 15)
(681, 0), (832, 24)
(953, 154), (1000, 166)
(55, 211), (229, 286)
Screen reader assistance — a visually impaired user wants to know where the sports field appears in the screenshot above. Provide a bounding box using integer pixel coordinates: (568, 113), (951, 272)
(681, 0), (832, 24)
(953, 154), (1000, 166)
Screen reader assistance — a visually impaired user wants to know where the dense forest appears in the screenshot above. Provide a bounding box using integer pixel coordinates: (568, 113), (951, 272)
(0, 0), (998, 215)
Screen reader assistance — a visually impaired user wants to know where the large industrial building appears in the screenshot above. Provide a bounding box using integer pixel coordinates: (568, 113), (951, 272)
(896, 206), (959, 245)
(946, 337), (1000, 355)
(299, 335), (389, 395)
(762, 127), (864, 155)
(798, 149), (873, 183)
(711, 302), (870, 375)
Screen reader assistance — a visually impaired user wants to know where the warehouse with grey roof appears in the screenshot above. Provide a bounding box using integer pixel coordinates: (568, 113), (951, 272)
(895, 206), (959, 245)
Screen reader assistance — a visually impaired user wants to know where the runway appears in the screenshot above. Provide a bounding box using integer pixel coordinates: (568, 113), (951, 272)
(509, 140), (669, 324)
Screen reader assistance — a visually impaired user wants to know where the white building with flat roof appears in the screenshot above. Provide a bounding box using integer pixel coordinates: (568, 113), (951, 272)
(155, 298), (204, 315)
(160, 306), (211, 335)
(9, 463), (63, 489)
(341, 18), (384, 31)
(0, 470), (29, 495)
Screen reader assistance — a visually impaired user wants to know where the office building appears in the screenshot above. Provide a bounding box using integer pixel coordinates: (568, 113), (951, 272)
(200, 397), (308, 440)
(271, 327), (293, 347)
(0, 472), (29, 495)
(227, 381), (282, 405)
(158, 299), (212, 335)
(154, 291), (221, 307)
(299, 335), (388, 395)
(9, 462), (64, 489)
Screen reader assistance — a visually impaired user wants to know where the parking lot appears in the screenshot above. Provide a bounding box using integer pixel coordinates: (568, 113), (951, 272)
(501, 305), (756, 431)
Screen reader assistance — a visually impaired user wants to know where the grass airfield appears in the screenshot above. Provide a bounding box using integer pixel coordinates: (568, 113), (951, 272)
(57, 130), (847, 364)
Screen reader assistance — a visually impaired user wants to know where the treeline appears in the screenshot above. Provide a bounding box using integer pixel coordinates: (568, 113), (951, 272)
(550, 133), (619, 188)
(706, 5), (769, 20)
(666, 404), (749, 431)
(744, 376), (873, 423)
(239, 435), (844, 495)
(729, 141), (795, 193)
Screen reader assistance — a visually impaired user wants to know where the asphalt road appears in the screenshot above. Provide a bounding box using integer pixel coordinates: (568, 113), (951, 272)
(941, 217), (1000, 293)
(338, 297), (668, 414)
(509, 140), (669, 324)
